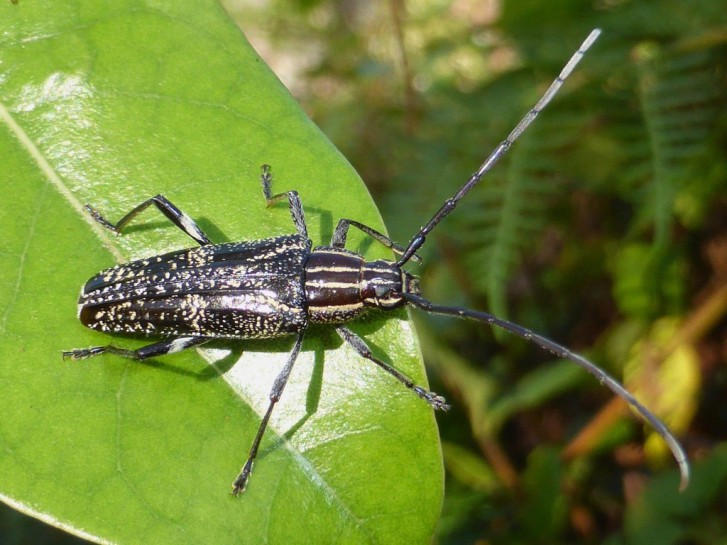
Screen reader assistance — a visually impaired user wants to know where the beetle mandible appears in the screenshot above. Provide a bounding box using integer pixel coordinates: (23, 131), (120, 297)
(63, 29), (690, 494)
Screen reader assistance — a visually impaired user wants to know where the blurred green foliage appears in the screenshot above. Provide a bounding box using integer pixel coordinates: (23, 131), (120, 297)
(222, 0), (726, 544)
(4, 0), (726, 543)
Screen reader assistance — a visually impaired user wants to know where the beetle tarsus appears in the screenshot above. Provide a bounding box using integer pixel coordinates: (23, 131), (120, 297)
(231, 460), (253, 496)
(415, 387), (451, 411)
(62, 346), (107, 360)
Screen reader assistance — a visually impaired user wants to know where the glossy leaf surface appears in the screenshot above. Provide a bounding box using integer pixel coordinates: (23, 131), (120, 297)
(0, 2), (443, 544)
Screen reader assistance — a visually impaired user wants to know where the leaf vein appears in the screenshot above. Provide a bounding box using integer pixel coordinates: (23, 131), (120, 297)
(0, 100), (124, 261)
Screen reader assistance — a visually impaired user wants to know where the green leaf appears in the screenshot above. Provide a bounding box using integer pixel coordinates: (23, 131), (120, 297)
(441, 441), (498, 493)
(624, 444), (727, 545)
(519, 446), (567, 541)
(0, 2), (443, 544)
(486, 358), (587, 435)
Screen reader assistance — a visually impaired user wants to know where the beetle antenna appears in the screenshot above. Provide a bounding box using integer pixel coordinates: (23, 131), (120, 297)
(396, 29), (602, 266)
(402, 292), (690, 491)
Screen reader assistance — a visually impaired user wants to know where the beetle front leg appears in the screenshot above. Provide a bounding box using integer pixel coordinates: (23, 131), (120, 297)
(86, 195), (212, 246)
(336, 326), (449, 410)
(232, 329), (306, 495)
(331, 219), (422, 264)
(62, 336), (210, 361)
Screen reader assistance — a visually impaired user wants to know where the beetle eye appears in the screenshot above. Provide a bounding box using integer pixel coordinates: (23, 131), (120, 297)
(374, 285), (393, 298)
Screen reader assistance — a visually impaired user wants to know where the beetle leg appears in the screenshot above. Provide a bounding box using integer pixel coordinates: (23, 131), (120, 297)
(85, 195), (212, 246)
(260, 164), (308, 238)
(331, 219), (422, 264)
(232, 329), (306, 495)
(62, 336), (210, 360)
(336, 326), (449, 411)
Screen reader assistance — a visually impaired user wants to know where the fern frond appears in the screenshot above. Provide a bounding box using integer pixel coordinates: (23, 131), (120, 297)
(635, 45), (721, 246)
(454, 109), (590, 319)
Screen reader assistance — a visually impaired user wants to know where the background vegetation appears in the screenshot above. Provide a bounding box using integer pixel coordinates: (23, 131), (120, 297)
(227, 1), (727, 543)
(3, 0), (727, 543)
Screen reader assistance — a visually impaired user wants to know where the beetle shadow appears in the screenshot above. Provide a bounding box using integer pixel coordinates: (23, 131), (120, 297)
(122, 320), (401, 477)
(188, 332), (332, 471)
(142, 338), (288, 381)
(277, 340), (326, 441)
(104, 218), (229, 247)
(115, 338), (239, 379)
(247, 318), (415, 468)
(243, 328), (340, 468)
(108, 305), (398, 386)
(194, 340), (245, 379)
(131, 336), (327, 468)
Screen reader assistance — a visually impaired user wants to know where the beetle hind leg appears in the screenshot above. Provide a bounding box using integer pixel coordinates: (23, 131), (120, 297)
(62, 336), (210, 361)
(85, 195), (212, 246)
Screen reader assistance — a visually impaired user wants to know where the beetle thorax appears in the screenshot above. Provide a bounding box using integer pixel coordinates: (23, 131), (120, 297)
(305, 248), (418, 323)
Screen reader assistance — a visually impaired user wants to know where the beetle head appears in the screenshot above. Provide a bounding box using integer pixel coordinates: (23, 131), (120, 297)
(362, 260), (420, 309)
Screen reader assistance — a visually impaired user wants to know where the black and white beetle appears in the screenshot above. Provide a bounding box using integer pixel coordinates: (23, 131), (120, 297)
(63, 29), (690, 494)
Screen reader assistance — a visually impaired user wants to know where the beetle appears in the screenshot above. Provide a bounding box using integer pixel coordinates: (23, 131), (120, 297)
(63, 29), (689, 494)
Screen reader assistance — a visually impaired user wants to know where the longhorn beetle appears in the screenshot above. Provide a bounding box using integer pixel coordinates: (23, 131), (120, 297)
(63, 29), (690, 494)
